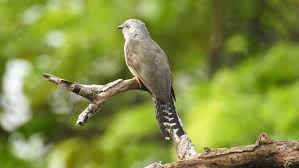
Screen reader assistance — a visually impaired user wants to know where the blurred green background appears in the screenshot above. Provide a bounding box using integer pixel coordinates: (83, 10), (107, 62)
(1, 0), (299, 167)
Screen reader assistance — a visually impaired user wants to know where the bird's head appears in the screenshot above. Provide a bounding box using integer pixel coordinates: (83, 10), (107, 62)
(117, 19), (149, 40)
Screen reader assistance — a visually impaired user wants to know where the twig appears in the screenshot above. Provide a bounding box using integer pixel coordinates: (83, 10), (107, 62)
(43, 73), (142, 125)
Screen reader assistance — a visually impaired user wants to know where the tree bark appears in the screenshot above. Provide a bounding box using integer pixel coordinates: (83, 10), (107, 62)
(43, 74), (299, 168)
(42, 73), (196, 160)
(164, 133), (299, 168)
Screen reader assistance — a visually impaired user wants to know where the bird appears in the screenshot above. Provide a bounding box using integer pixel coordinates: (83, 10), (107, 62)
(117, 19), (185, 140)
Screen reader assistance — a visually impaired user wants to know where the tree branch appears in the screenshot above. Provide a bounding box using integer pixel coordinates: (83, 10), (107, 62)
(164, 133), (299, 168)
(42, 73), (143, 125)
(43, 74), (299, 168)
(42, 73), (196, 160)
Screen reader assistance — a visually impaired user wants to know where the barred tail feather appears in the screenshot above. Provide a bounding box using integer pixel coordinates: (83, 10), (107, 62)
(154, 98), (185, 140)
(154, 98), (171, 139)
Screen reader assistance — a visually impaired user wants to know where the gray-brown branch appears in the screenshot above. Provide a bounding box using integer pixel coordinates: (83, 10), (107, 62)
(42, 73), (196, 160)
(43, 74), (299, 168)
(164, 133), (299, 168)
(42, 73), (143, 125)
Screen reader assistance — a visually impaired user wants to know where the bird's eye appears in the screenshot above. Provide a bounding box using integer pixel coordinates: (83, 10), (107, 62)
(125, 25), (130, 29)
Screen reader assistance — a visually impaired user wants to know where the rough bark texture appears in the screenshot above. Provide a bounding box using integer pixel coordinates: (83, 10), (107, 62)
(43, 74), (299, 168)
(42, 73), (196, 160)
(43, 73), (143, 125)
(164, 133), (299, 168)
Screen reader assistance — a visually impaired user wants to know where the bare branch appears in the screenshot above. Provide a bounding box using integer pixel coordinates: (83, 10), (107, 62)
(43, 74), (299, 168)
(164, 133), (299, 168)
(43, 73), (143, 125)
(43, 73), (196, 161)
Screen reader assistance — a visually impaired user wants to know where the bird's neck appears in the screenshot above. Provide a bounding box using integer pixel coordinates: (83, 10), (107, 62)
(128, 32), (150, 40)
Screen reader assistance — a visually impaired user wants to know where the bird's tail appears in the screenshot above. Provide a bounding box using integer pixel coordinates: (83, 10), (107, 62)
(154, 98), (185, 140)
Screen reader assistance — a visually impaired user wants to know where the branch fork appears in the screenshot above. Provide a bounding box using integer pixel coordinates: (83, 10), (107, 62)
(43, 73), (196, 163)
(43, 74), (143, 125)
(43, 74), (299, 168)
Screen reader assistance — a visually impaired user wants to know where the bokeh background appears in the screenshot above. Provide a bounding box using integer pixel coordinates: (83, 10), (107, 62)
(1, 0), (299, 167)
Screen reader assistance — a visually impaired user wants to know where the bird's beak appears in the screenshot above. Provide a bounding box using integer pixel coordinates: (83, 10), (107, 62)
(117, 24), (124, 30)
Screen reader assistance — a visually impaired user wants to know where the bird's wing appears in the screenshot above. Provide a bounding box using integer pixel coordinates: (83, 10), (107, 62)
(125, 37), (172, 102)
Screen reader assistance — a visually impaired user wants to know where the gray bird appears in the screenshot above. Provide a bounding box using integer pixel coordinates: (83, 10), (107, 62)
(117, 19), (185, 140)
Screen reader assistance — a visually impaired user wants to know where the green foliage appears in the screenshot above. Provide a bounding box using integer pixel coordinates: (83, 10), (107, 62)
(0, 0), (299, 167)
(0, 139), (34, 168)
(186, 42), (299, 149)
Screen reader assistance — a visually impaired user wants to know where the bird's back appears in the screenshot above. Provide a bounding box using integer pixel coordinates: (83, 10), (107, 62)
(124, 34), (172, 103)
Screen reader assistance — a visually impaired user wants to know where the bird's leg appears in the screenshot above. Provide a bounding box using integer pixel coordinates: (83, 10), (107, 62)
(134, 76), (143, 88)
(133, 76), (149, 92)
